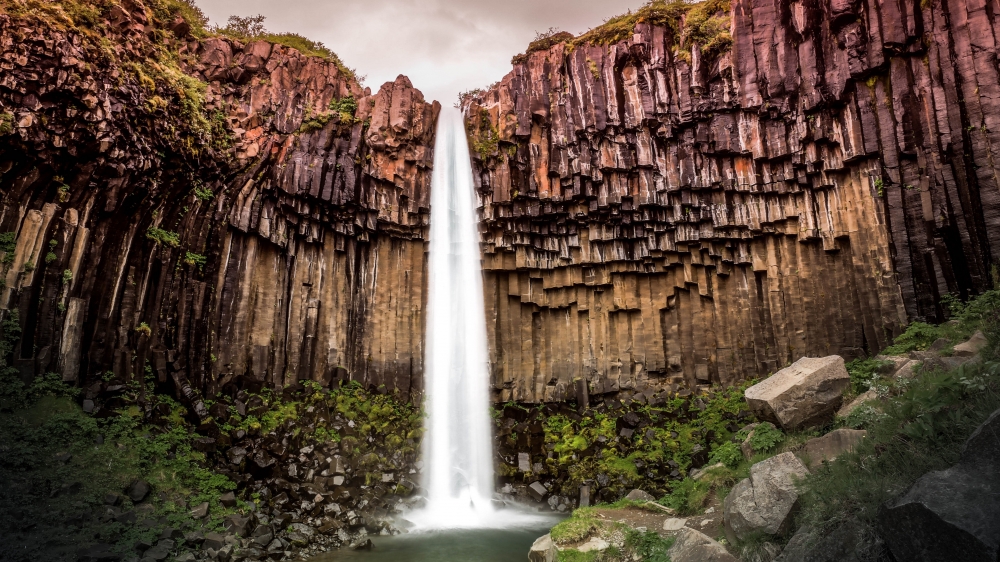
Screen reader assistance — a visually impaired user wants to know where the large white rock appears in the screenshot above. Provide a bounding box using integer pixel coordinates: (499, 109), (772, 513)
(745, 356), (851, 429)
(724, 452), (810, 540)
(666, 528), (739, 562)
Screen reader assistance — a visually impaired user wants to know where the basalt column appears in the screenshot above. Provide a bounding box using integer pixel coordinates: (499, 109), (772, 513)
(467, 0), (1000, 403)
(0, 4), (439, 405)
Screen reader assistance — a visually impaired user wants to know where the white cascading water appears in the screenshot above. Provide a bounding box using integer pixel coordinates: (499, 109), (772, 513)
(417, 106), (497, 529)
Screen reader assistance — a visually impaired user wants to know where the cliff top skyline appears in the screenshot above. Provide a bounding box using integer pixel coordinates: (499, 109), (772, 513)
(195, 0), (641, 104)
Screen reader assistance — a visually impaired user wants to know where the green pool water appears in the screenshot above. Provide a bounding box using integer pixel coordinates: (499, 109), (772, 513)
(308, 519), (561, 562)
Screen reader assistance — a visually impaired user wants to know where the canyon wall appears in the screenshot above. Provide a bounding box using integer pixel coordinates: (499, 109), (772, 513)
(0, 0), (437, 406)
(466, 0), (1000, 403)
(4, 0), (1000, 408)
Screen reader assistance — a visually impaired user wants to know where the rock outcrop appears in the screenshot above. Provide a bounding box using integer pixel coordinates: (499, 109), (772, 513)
(744, 355), (851, 429)
(666, 528), (739, 562)
(0, 0), (438, 404)
(878, 408), (1000, 561)
(465, 0), (1000, 403)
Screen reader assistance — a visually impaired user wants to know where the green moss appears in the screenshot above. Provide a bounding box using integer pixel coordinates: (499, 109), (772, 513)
(183, 251), (206, 271)
(193, 185), (214, 200)
(508, 1), (732, 65)
(216, 15), (356, 80)
(511, 29), (575, 64)
(467, 108), (500, 160)
(550, 506), (602, 544)
(146, 227), (180, 247)
(0, 111), (13, 135)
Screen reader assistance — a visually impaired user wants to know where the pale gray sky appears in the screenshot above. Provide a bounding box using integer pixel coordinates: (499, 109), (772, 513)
(194, 0), (642, 104)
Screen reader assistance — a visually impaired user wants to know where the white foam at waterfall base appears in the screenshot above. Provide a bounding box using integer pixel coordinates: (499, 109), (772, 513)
(409, 107), (544, 531)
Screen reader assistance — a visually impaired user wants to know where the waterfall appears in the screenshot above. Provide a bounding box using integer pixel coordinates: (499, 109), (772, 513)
(418, 106), (496, 528)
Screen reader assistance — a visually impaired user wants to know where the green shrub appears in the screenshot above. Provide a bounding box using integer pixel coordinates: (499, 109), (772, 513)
(193, 185), (213, 200)
(797, 318), (1000, 551)
(183, 252), (207, 270)
(845, 357), (893, 394)
(709, 441), (742, 468)
(146, 227), (180, 247)
(748, 422), (784, 453)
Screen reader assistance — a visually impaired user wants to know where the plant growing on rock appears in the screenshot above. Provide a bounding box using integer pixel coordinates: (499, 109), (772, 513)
(146, 227), (180, 247)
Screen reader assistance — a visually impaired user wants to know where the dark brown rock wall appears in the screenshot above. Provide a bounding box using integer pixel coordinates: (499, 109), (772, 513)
(0, 3), (437, 402)
(468, 0), (999, 402)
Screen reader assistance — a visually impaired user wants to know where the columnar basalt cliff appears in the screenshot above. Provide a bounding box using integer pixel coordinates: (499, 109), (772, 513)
(0, 0), (438, 408)
(466, 0), (999, 403)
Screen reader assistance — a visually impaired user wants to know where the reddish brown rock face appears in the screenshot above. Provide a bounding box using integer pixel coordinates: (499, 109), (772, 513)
(466, 1), (999, 402)
(0, 2), (438, 403)
(3, 0), (999, 408)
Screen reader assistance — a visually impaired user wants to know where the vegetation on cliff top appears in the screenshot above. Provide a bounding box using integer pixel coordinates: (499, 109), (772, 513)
(511, 0), (732, 64)
(216, 14), (359, 80)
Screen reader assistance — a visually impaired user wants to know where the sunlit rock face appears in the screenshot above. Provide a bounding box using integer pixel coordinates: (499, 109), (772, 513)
(465, 0), (1000, 403)
(4, 0), (1000, 408)
(0, 2), (438, 404)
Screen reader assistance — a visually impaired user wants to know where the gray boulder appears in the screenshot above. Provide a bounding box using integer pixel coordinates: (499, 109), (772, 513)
(798, 429), (867, 470)
(528, 534), (557, 562)
(745, 356), (850, 429)
(836, 389), (877, 418)
(624, 489), (656, 502)
(724, 452), (810, 540)
(528, 481), (548, 502)
(878, 409), (1000, 561)
(953, 331), (988, 357)
(773, 522), (866, 562)
(666, 528), (739, 562)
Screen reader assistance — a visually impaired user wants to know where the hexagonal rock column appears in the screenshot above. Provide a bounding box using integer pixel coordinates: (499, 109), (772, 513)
(745, 356), (851, 430)
(724, 452), (810, 540)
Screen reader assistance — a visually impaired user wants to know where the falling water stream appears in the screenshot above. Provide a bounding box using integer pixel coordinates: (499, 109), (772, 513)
(417, 105), (496, 529)
(313, 107), (560, 562)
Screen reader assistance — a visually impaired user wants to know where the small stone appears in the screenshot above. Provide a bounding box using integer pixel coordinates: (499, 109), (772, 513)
(528, 534), (557, 562)
(625, 489), (656, 502)
(663, 517), (687, 531)
(219, 491), (236, 508)
(127, 480), (151, 503)
(799, 429), (867, 469)
(518, 452), (531, 472)
(202, 532), (226, 551)
(667, 528), (738, 562)
(189, 502), (208, 519)
(350, 538), (373, 550)
(576, 536), (609, 553)
(528, 481), (548, 502)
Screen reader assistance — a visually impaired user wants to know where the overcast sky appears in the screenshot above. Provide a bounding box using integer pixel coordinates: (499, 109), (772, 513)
(195, 0), (641, 104)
